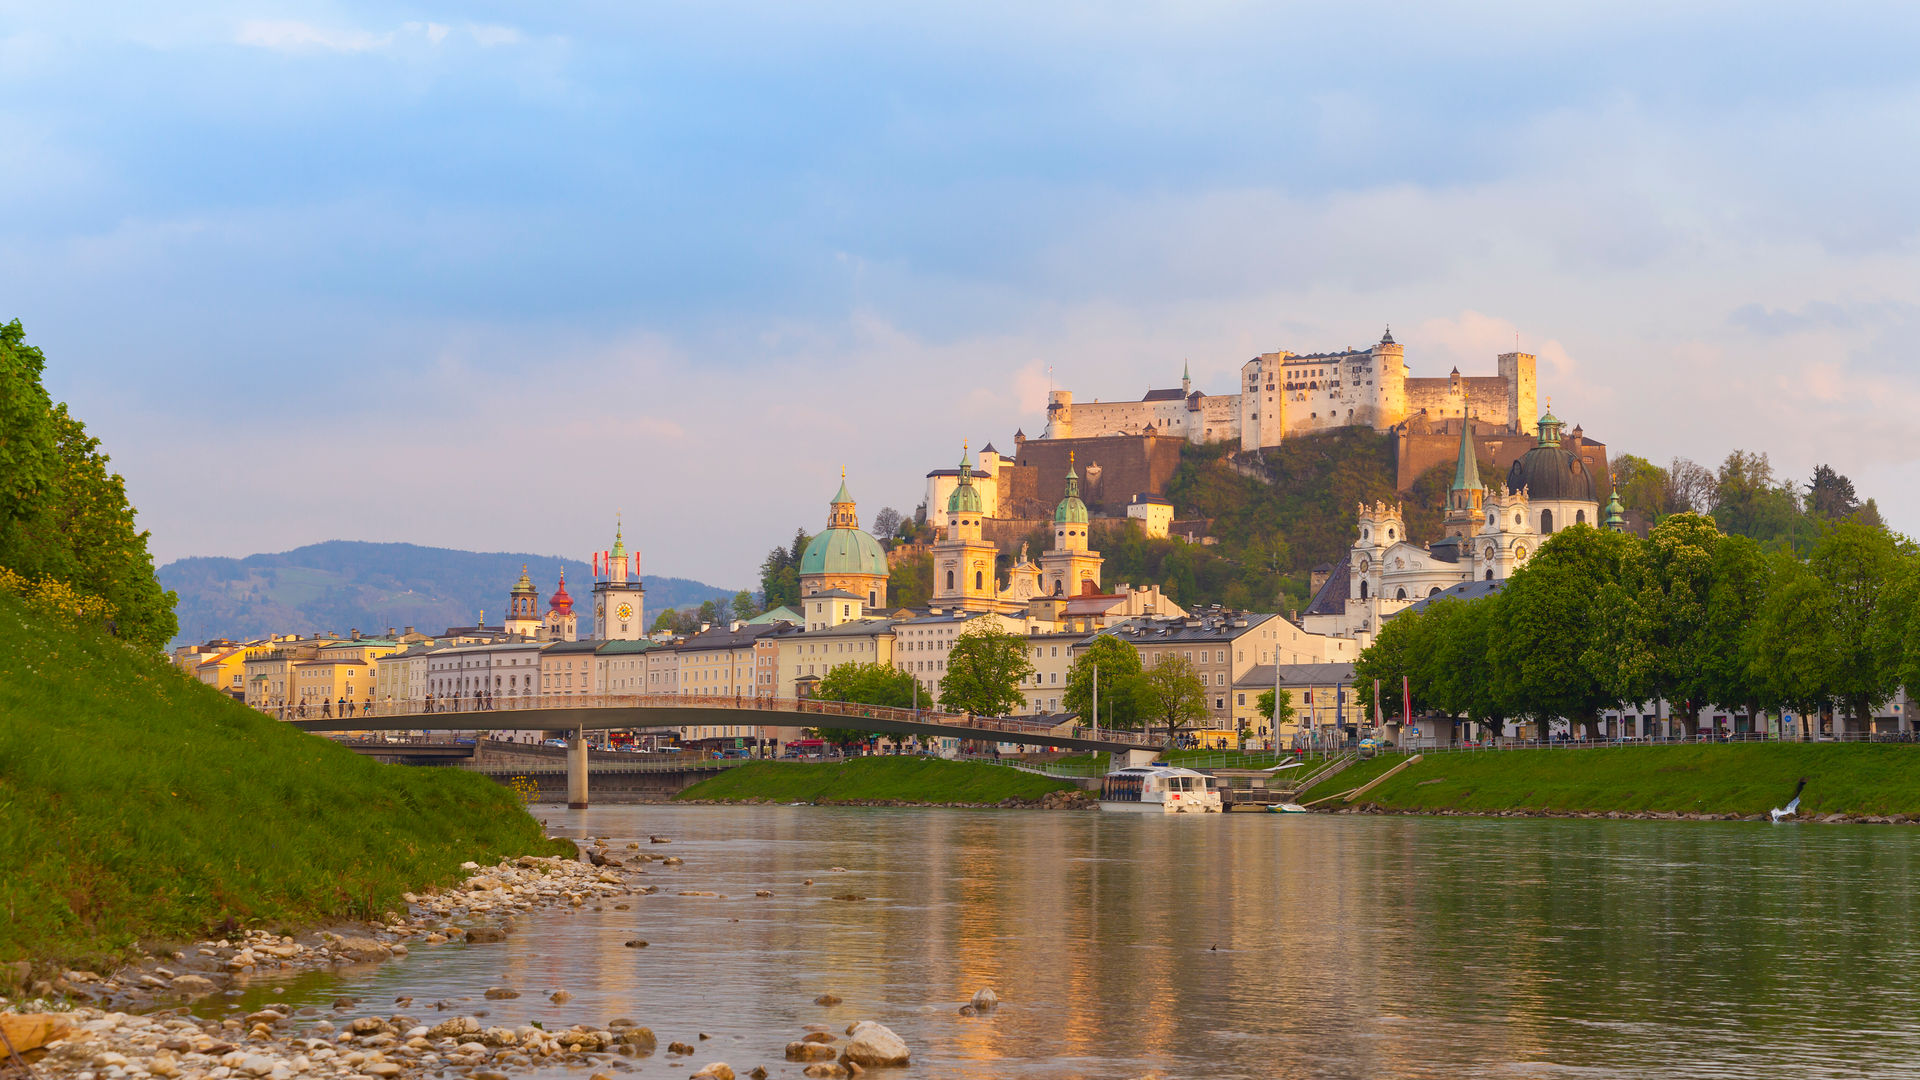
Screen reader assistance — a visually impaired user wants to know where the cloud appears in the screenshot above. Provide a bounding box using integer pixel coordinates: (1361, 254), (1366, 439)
(234, 19), (395, 53)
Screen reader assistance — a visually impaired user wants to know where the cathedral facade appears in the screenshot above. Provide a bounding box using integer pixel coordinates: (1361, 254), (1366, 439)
(1040, 329), (1538, 451)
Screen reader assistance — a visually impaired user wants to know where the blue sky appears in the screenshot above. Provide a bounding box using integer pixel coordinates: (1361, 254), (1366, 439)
(7, 2), (1918, 588)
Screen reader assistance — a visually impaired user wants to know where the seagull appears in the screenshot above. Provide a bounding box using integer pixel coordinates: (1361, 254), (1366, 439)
(1770, 778), (1808, 823)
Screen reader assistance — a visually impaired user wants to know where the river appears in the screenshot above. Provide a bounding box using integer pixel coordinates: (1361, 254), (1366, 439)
(218, 806), (1920, 1079)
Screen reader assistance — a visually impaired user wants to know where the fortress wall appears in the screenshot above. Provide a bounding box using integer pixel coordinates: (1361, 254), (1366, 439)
(1014, 434), (1185, 515)
(1404, 376), (1516, 428)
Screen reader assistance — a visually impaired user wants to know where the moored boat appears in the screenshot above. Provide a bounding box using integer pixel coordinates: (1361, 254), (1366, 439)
(1099, 765), (1223, 813)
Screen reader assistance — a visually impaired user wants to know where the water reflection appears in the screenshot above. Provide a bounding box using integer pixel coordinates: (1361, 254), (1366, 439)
(217, 808), (1920, 1079)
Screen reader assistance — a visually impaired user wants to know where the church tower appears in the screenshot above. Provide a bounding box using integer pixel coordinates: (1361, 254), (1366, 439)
(932, 445), (1003, 611)
(1040, 453), (1104, 597)
(1442, 412), (1486, 540)
(504, 565), (541, 638)
(544, 569), (578, 642)
(592, 519), (646, 641)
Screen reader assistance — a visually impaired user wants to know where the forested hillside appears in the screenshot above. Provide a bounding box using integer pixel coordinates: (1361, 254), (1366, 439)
(161, 541), (738, 645)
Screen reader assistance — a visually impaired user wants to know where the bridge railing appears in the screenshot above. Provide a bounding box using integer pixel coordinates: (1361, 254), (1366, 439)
(276, 692), (1157, 746)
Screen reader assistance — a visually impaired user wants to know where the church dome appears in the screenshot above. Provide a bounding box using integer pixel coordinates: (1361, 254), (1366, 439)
(801, 477), (888, 579)
(1054, 456), (1089, 524)
(1505, 409), (1596, 503)
(947, 447), (984, 515)
(548, 570), (574, 615)
(800, 527), (888, 578)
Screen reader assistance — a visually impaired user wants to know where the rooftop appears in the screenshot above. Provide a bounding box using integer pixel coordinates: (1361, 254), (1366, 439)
(1233, 662), (1358, 689)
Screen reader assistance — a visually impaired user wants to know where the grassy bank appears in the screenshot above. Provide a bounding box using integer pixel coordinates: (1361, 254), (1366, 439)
(0, 593), (565, 967)
(674, 757), (1077, 804)
(1339, 744), (1920, 817)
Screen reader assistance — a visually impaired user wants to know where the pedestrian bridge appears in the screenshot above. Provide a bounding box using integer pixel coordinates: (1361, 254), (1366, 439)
(288, 693), (1157, 807)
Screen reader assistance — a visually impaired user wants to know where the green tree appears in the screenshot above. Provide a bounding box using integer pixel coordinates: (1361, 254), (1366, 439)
(1807, 464), (1860, 521)
(1139, 653), (1210, 743)
(1490, 525), (1636, 739)
(1701, 533), (1775, 728)
(1063, 634), (1146, 730)
(0, 323), (177, 648)
(1609, 513), (1718, 736)
(1877, 550), (1920, 710)
(937, 622), (1034, 716)
(1748, 554), (1836, 738)
(1805, 521), (1902, 730)
(696, 599), (721, 628)
(809, 660), (923, 746)
(731, 590), (757, 622)
(1355, 605), (1434, 721)
(0, 320), (57, 529)
(1254, 687), (1296, 732)
(758, 529), (808, 611)
(887, 549), (931, 609)
(649, 609), (678, 634)
(1712, 450), (1806, 549)
(1425, 594), (1511, 742)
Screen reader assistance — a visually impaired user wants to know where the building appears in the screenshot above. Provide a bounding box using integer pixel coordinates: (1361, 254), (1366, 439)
(1232, 661), (1360, 748)
(1302, 405), (1605, 646)
(540, 639), (601, 700)
(893, 609), (1026, 706)
(1039, 329), (1538, 451)
(373, 644), (436, 714)
(798, 475), (890, 609)
(1019, 630), (1087, 716)
(595, 639), (653, 694)
(930, 449), (1106, 616)
(1039, 456), (1102, 598)
(503, 566), (541, 638)
(544, 569), (578, 642)
(592, 520), (646, 641)
(1095, 609), (1355, 732)
(1126, 493), (1174, 539)
(778, 616), (901, 700)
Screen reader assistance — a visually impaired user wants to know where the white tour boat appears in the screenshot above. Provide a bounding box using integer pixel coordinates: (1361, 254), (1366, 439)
(1099, 765), (1223, 813)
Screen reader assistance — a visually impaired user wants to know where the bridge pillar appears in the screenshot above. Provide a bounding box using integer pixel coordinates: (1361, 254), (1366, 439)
(567, 728), (589, 809)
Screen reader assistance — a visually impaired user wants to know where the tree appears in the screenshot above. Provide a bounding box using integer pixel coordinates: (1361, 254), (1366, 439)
(1701, 533), (1775, 728)
(1877, 550), (1920, 712)
(1063, 634), (1146, 729)
(1712, 450), (1804, 547)
(1489, 525), (1636, 739)
(809, 660), (923, 746)
(887, 549), (932, 609)
(1424, 594), (1511, 742)
(1806, 521), (1902, 731)
(1611, 453), (1669, 522)
(1355, 605), (1434, 722)
(731, 590), (757, 622)
(649, 609), (678, 635)
(1254, 687), (1296, 733)
(937, 622), (1034, 716)
(1608, 513), (1720, 736)
(1666, 457), (1718, 515)
(758, 529), (809, 612)
(1139, 653), (1210, 743)
(872, 507), (903, 540)
(696, 599), (721, 628)
(1807, 464), (1860, 521)
(0, 322), (177, 648)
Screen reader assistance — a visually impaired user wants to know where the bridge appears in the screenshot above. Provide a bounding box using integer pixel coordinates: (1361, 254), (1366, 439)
(289, 693), (1158, 807)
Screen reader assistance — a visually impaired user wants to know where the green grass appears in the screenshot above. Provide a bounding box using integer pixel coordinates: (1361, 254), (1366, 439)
(0, 592), (566, 967)
(674, 756), (1077, 804)
(1344, 744), (1920, 817)
(1292, 754), (1409, 802)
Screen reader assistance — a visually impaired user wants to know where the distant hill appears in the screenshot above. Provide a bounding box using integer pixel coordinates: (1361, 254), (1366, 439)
(159, 540), (739, 646)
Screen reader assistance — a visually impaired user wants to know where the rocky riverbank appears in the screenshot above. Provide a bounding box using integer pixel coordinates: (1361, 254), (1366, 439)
(676, 789), (1096, 811)
(4, 838), (934, 1080)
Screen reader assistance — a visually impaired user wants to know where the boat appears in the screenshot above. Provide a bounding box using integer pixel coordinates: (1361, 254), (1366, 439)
(1268, 802), (1309, 814)
(1099, 765), (1223, 813)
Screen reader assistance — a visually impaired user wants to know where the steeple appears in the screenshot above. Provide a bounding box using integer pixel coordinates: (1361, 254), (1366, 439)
(1603, 479), (1626, 532)
(1054, 452), (1089, 525)
(1451, 413), (1483, 494)
(1536, 397), (1563, 448)
(947, 443), (983, 517)
(1181, 360), (1192, 396)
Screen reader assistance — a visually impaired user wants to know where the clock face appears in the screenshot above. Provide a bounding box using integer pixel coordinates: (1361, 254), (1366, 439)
(596, 601), (605, 617)
(616, 603), (633, 621)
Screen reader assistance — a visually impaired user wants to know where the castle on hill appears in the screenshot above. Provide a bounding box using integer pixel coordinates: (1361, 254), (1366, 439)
(1040, 328), (1537, 450)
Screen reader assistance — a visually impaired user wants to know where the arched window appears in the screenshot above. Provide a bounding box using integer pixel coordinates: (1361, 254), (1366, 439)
(1541, 509), (1554, 534)
(1395, 588), (1407, 600)
(945, 570), (955, 590)
(1429, 587), (1441, 597)
(1486, 569), (1494, 580)
(975, 570), (984, 590)
(1388, 528), (1396, 540)
(1053, 580), (1063, 595)
(1576, 509), (1586, 525)
(1360, 580), (1370, 600)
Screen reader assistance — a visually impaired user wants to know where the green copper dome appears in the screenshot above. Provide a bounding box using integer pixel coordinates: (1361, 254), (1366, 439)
(801, 479), (887, 578)
(947, 447), (984, 515)
(1054, 457), (1089, 524)
(800, 527), (888, 578)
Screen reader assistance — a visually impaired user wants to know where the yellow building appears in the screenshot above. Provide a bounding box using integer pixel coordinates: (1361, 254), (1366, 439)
(288, 638), (403, 718)
(193, 646), (251, 698)
(1232, 661), (1361, 748)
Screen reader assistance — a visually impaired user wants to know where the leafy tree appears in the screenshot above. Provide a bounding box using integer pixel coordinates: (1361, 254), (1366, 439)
(1877, 551), (1920, 711)
(1712, 450), (1806, 549)
(1701, 533), (1775, 727)
(0, 322), (177, 648)
(1608, 513), (1719, 736)
(872, 507), (903, 540)
(808, 660), (923, 746)
(1355, 605), (1435, 720)
(1062, 634), (1146, 729)
(937, 622), (1034, 716)
(1807, 464), (1860, 521)
(1139, 652), (1210, 743)
(1424, 594), (1511, 742)
(1489, 525), (1636, 739)
(731, 590), (757, 622)
(1254, 687), (1296, 732)
(0, 320), (57, 529)
(1666, 456), (1718, 515)
(1612, 454), (1668, 522)
(1748, 555), (1837, 738)
(1806, 521), (1902, 730)
(696, 599), (721, 628)
(758, 529), (808, 612)
(649, 609), (678, 634)
(888, 549), (932, 609)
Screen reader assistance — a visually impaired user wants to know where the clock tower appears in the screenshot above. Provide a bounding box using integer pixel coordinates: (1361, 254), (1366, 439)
(592, 518), (646, 641)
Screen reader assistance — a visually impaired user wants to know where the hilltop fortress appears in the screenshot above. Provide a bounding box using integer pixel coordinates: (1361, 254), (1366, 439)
(1041, 328), (1537, 450)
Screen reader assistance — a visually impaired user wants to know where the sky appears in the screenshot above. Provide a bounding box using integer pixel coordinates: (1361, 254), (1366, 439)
(6, 2), (1919, 590)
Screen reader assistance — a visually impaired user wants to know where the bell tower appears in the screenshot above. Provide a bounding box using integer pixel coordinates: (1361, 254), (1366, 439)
(931, 445), (1003, 611)
(592, 517), (646, 641)
(1040, 453), (1104, 597)
(504, 565), (541, 638)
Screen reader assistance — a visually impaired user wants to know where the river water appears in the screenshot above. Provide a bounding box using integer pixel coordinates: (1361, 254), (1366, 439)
(222, 806), (1920, 1079)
